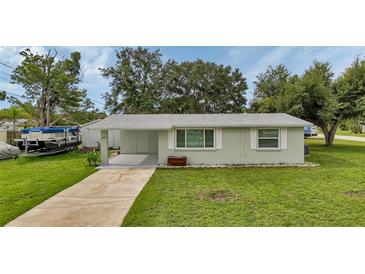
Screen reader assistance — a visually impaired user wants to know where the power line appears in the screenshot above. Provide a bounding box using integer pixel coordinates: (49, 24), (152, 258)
(3, 91), (23, 98)
(0, 60), (15, 69)
(0, 70), (11, 76)
(0, 46), (19, 55)
(0, 57), (104, 106)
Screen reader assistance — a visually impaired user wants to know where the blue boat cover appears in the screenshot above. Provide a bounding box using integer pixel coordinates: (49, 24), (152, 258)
(21, 126), (79, 134)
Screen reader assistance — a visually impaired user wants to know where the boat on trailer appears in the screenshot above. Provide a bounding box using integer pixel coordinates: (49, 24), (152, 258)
(15, 126), (81, 156)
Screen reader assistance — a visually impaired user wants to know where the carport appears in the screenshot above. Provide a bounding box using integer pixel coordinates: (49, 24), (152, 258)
(100, 153), (158, 169)
(99, 129), (159, 167)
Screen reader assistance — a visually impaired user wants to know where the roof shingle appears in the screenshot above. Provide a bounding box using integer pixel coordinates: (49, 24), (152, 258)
(86, 113), (312, 130)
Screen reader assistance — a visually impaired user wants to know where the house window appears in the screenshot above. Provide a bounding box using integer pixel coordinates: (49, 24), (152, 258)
(257, 128), (279, 149)
(205, 130), (214, 148)
(176, 129), (215, 149)
(176, 130), (186, 148)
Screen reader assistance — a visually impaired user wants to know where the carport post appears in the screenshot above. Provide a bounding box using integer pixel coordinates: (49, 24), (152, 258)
(100, 130), (108, 165)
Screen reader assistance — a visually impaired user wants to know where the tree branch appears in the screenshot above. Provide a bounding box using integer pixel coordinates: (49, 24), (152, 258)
(50, 113), (62, 126)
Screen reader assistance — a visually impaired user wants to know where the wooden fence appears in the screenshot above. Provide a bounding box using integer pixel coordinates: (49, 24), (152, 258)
(6, 131), (21, 146)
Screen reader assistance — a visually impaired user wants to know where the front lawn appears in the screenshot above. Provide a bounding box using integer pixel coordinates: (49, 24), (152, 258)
(0, 152), (96, 226)
(335, 130), (365, 138)
(123, 139), (365, 226)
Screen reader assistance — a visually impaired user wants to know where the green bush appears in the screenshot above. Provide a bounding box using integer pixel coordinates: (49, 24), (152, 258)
(85, 150), (101, 166)
(16, 155), (33, 165)
(339, 121), (347, 131)
(345, 118), (362, 134)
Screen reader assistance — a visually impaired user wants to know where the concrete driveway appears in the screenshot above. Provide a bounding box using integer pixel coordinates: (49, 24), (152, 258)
(5, 168), (155, 227)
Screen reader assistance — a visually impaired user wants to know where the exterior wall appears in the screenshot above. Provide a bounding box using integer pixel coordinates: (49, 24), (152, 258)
(81, 128), (119, 149)
(158, 127), (304, 165)
(100, 130), (109, 165)
(120, 130), (158, 154)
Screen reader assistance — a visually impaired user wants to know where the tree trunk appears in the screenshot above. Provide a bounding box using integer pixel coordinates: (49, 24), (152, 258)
(324, 130), (335, 146)
(46, 103), (51, 126)
(322, 126), (331, 146)
(39, 91), (47, 126)
(322, 120), (341, 146)
(44, 88), (51, 126)
(12, 117), (16, 143)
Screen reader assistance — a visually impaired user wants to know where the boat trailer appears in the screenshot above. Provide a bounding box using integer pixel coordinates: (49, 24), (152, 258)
(15, 126), (81, 157)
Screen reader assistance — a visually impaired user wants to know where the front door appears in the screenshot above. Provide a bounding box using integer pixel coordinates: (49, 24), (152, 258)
(136, 132), (149, 153)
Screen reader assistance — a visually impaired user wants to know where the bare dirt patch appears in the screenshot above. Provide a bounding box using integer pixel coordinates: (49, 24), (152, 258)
(345, 191), (365, 197)
(198, 190), (234, 202)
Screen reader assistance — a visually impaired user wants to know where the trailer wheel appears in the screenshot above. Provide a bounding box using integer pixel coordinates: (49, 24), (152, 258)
(17, 143), (25, 151)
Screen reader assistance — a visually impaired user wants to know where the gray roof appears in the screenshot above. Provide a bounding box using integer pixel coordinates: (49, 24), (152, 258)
(80, 119), (101, 128)
(86, 113), (312, 130)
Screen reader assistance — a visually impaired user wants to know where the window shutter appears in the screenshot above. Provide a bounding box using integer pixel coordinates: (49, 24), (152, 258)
(280, 128), (287, 149)
(168, 129), (174, 149)
(250, 128), (257, 149)
(216, 128), (222, 149)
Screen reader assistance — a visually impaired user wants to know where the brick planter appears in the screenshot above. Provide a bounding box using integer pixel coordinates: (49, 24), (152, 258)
(167, 156), (187, 166)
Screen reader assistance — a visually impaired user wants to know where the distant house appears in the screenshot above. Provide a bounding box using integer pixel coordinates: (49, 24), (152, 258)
(87, 113), (312, 166)
(0, 119), (29, 131)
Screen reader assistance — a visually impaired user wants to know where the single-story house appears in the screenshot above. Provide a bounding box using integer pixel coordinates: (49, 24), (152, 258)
(86, 113), (312, 166)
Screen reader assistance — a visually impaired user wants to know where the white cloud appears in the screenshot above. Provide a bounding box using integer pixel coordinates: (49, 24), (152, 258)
(76, 47), (115, 102)
(226, 46), (257, 66)
(80, 47), (114, 78)
(0, 46), (48, 67)
(245, 47), (295, 79)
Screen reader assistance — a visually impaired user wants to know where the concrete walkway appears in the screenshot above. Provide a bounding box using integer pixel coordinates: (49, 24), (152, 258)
(5, 168), (155, 227)
(316, 134), (365, 142)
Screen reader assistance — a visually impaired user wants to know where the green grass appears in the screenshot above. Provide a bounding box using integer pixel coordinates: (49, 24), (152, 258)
(335, 130), (365, 137)
(123, 139), (365, 226)
(0, 151), (96, 226)
(317, 128), (365, 137)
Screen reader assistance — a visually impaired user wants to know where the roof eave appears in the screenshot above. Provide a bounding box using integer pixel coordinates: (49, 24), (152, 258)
(88, 127), (171, 130)
(88, 123), (312, 130)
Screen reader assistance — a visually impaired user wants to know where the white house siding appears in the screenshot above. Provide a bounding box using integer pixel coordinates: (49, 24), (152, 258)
(81, 128), (120, 149)
(158, 127), (304, 165)
(119, 130), (158, 154)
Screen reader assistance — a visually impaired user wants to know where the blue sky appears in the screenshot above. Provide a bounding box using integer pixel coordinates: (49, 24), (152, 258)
(1, 46), (365, 109)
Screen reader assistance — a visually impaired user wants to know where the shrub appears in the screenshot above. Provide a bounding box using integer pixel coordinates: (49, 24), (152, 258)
(345, 118), (362, 134)
(85, 150), (101, 166)
(16, 155), (33, 165)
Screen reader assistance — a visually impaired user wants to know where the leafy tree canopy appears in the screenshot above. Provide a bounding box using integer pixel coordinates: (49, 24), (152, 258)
(252, 59), (365, 146)
(11, 49), (86, 126)
(251, 64), (292, 112)
(160, 59), (247, 113)
(101, 47), (248, 114)
(101, 47), (163, 114)
(0, 91), (6, 101)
